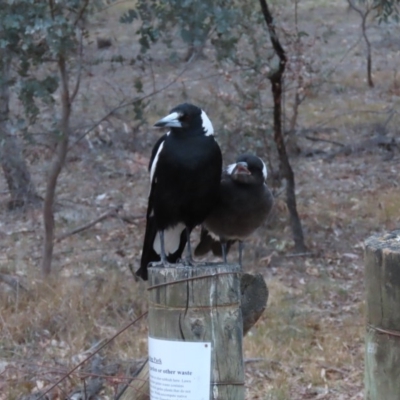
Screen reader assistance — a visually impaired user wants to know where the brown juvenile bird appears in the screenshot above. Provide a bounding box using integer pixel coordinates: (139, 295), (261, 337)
(195, 153), (274, 265)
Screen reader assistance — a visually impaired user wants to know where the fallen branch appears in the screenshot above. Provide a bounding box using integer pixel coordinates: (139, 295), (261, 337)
(55, 205), (122, 243)
(0, 273), (28, 292)
(303, 135), (345, 148)
(117, 213), (145, 225)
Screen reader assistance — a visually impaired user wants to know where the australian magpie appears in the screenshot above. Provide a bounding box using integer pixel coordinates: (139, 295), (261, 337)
(136, 103), (223, 280)
(194, 154), (274, 266)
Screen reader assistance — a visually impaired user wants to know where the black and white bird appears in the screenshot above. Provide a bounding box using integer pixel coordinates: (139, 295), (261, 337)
(136, 103), (223, 280)
(194, 154), (274, 266)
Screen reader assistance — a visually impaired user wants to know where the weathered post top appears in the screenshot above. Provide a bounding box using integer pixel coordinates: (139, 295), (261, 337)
(118, 272), (269, 400)
(148, 262), (245, 400)
(364, 230), (400, 400)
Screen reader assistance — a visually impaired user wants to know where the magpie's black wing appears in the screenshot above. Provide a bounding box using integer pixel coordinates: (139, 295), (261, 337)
(136, 134), (187, 280)
(136, 135), (166, 280)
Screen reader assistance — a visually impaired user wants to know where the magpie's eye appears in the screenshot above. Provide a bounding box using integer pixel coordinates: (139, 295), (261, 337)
(179, 114), (190, 122)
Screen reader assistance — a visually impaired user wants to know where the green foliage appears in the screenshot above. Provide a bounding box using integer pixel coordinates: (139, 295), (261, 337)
(19, 76), (58, 123)
(120, 0), (240, 57)
(374, 0), (399, 21)
(354, 0), (400, 21)
(0, 1), (106, 123)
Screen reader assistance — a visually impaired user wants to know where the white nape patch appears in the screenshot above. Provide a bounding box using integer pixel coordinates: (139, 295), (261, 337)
(226, 163), (237, 175)
(201, 110), (214, 136)
(156, 112), (181, 128)
(153, 223), (185, 256)
(150, 141), (165, 183)
(261, 159), (268, 180)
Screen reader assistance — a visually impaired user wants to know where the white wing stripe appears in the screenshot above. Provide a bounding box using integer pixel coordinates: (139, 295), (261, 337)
(150, 141), (164, 183)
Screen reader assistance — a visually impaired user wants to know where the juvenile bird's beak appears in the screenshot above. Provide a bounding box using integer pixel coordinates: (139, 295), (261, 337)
(232, 161), (251, 176)
(154, 111), (182, 128)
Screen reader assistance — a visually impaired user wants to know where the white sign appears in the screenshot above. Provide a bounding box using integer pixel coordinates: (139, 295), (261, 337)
(148, 337), (211, 400)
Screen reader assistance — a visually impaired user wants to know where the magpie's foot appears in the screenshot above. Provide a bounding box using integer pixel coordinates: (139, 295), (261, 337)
(182, 257), (195, 266)
(160, 258), (173, 268)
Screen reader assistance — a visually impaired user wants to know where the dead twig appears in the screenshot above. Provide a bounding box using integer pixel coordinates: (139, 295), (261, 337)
(55, 205), (122, 243)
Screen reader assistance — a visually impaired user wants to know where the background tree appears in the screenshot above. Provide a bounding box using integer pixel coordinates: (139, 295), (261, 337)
(259, 0), (306, 252)
(0, 3), (45, 209)
(1, 0), (108, 274)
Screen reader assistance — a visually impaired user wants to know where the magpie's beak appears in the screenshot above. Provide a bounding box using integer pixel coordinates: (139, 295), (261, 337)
(154, 111), (182, 128)
(232, 162), (251, 176)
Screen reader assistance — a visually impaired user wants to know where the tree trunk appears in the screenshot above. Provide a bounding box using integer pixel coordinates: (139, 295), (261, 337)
(259, 0), (307, 252)
(0, 49), (40, 210)
(41, 55), (71, 275)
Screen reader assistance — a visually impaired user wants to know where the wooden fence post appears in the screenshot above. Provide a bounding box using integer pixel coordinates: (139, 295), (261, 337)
(148, 262), (244, 400)
(364, 230), (400, 400)
(118, 273), (268, 400)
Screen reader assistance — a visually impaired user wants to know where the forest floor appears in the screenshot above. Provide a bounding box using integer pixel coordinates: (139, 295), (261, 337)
(1, 1), (400, 399)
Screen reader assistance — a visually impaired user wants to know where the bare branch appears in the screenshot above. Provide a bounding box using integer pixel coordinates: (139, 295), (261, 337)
(55, 205), (122, 243)
(48, 0), (55, 19)
(69, 61), (194, 149)
(73, 0), (90, 27)
(347, 0), (364, 15)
